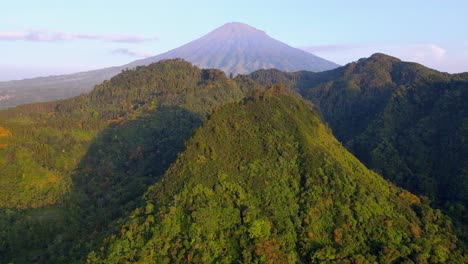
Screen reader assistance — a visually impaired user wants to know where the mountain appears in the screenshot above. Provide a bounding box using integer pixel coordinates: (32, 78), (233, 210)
(128, 22), (338, 75)
(0, 67), (122, 109)
(88, 90), (464, 263)
(0, 22), (338, 109)
(248, 53), (468, 240)
(0, 58), (466, 263)
(0, 59), (261, 263)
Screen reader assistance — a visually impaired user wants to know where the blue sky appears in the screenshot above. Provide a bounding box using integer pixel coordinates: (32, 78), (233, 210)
(1, 0), (467, 80)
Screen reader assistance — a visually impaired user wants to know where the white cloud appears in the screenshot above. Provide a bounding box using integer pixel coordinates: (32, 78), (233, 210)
(298, 44), (353, 53)
(388, 44), (446, 63)
(0, 30), (157, 43)
(0, 95), (14, 101)
(299, 43), (468, 73)
(111, 48), (154, 58)
(428, 44), (446, 60)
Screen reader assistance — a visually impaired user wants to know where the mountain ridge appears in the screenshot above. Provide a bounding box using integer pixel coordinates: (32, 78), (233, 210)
(0, 59), (260, 262)
(89, 91), (464, 263)
(248, 53), (468, 243)
(0, 58), (466, 262)
(0, 22), (338, 109)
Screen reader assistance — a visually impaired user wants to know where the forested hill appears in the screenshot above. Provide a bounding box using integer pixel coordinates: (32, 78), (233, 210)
(0, 59), (257, 210)
(0, 59), (260, 263)
(89, 90), (464, 263)
(248, 53), (468, 241)
(0, 56), (466, 263)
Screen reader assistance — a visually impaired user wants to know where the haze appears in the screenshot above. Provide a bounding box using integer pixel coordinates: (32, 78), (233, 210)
(2, 0), (468, 81)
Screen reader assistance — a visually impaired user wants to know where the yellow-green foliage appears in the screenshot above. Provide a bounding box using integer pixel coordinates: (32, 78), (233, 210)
(0, 127), (12, 137)
(0, 59), (253, 210)
(0, 59), (259, 263)
(91, 93), (464, 263)
(249, 53), (468, 244)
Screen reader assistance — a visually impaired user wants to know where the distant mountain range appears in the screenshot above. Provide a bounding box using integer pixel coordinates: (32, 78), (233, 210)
(249, 54), (468, 241)
(0, 22), (338, 109)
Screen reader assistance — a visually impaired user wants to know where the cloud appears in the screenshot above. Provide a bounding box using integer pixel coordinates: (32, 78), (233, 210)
(427, 45), (447, 60)
(112, 48), (154, 58)
(0, 95), (14, 102)
(299, 44), (354, 53)
(299, 43), (460, 72)
(301, 43), (447, 62)
(0, 30), (157, 43)
(395, 44), (446, 62)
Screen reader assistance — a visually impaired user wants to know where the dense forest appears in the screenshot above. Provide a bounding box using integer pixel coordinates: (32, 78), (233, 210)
(0, 59), (258, 262)
(88, 90), (463, 263)
(249, 54), (468, 243)
(0, 56), (466, 263)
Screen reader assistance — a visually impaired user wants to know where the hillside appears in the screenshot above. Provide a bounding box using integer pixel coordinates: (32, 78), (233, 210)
(1, 55), (466, 263)
(249, 53), (468, 240)
(0, 59), (252, 210)
(0, 59), (260, 263)
(0, 22), (337, 109)
(0, 67), (122, 109)
(89, 90), (464, 263)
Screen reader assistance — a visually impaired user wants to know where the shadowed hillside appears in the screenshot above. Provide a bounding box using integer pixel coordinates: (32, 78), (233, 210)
(249, 53), (468, 242)
(1, 56), (466, 263)
(0, 59), (259, 263)
(89, 90), (465, 263)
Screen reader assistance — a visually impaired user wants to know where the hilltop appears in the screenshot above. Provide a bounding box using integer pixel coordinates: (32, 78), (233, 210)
(89, 91), (464, 263)
(249, 53), (468, 241)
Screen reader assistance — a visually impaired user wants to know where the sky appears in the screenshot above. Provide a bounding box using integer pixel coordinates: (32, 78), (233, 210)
(1, 0), (467, 81)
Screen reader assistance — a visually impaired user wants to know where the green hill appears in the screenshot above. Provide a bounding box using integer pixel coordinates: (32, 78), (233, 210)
(1, 55), (466, 263)
(0, 59), (259, 263)
(89, 90), (464, 263)
(249, 54), (468, 240)
(0, 59), (254, 210)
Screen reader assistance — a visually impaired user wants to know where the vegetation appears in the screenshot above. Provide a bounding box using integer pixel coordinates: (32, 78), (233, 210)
(249, 53), (468, 243)
(0, 59), (256, 263)
(0, 55), (466, 263)
(89, 91), (465, 263)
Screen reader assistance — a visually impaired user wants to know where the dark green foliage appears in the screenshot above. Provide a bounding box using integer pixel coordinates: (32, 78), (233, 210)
(0, 59), (251, 263)
(74, 106), (202, 231)
(0, 207), (80, 263)
(90, 92), (465, 263)
(0, 55), (466, 263)
(0, 59), (247, 210)
(250, 54), (448, 142)
(352, 78), (468, 242)
(248, 69), (324, 92)
(249, 53), (468, 244)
